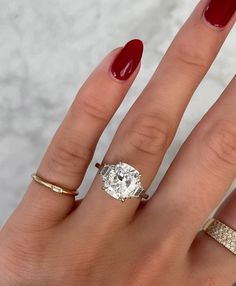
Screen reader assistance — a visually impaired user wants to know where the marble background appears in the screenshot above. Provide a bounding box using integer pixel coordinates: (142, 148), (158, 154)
(0, 0), (235, 227)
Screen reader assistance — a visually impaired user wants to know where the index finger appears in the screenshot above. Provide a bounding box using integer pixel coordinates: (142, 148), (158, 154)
(6, 41), (143, 230)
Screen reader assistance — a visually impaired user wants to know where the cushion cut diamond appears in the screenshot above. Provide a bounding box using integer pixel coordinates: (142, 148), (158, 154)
(99, 162), (144, 201)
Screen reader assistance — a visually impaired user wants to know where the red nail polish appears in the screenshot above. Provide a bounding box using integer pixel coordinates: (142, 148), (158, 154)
(204, 0), (236, 28)
(111, 39), (143, 81)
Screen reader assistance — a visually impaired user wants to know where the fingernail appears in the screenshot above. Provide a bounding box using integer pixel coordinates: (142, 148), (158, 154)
(111, 39), (143, 81)
(204, 0), (236, 28)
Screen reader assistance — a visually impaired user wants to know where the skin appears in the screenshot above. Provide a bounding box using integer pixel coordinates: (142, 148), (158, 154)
(0, 0), (235, 285)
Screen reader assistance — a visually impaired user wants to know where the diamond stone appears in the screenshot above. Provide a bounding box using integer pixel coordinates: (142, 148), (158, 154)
(205, 219), (236, 255)
(99, 162), (144, 202)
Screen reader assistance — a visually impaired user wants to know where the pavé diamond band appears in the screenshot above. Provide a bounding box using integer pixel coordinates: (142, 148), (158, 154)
(203, 218), (236, 255)
(96, 162), (149, 202)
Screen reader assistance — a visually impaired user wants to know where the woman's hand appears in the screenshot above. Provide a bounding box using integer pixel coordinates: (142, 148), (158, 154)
(0, 0), (236, 285)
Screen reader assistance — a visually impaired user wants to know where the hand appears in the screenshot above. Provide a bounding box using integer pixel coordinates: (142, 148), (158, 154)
(0, 0), (236, 285)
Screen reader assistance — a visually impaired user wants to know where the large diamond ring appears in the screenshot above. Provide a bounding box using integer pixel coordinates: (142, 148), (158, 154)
(95, 162), (149, 202)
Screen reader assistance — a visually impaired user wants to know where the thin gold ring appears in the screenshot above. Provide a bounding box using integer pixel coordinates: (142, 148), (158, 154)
(31, 174), (78, 196)
(203, 218), (236, 255)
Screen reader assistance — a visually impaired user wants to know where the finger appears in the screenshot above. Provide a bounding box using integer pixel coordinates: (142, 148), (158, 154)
(188, 189), (236, 286)
(72, 199), (83, 211)
(7, 40), (143, 230)
(73, 0), (236, 228)
(144, 76), (236, 248)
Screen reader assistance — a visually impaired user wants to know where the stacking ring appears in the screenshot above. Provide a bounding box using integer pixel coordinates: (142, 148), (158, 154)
(203, 218), (236, 255)
(31, 174), (78, 196)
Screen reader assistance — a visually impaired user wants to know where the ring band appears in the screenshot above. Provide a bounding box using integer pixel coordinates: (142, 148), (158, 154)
(31, 174), (78, 196)
(203, 218), (236, 255)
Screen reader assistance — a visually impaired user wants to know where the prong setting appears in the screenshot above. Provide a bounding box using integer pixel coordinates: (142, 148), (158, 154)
(97, 162), (148, 202)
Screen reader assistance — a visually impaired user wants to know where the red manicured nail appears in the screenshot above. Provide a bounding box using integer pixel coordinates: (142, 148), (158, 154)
(111, 39), (143, 81)
(204, 0), (236, 28)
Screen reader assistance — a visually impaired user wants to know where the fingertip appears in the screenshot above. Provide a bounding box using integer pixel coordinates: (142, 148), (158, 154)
(110, 39), (144, 81)
(202, 0), (236, 30)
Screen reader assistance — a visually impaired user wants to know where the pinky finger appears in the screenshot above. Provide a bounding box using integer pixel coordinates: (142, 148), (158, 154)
(188, 189), (236, 286)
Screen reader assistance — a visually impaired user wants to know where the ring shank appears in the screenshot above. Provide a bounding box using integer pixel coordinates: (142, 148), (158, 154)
(203, 218), (236, 255)
(31, 174), (78, 196)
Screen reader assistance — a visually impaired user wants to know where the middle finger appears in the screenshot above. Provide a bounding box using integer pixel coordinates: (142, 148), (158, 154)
(74, 0), (235, 228)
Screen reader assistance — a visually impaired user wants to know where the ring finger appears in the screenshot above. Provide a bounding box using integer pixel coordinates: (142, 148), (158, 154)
(74, 0), (236, 227)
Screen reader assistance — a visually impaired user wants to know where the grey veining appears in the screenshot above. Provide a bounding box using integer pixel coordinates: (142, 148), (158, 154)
(0, 0), (235, 226)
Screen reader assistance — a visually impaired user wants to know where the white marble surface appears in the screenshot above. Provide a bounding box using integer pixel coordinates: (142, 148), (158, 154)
(0, 0), (235, 227)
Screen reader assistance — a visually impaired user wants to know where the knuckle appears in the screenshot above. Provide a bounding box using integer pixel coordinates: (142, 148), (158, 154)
(203, 120), (236, 170)
(172, 40), (209, 72)
(126, 113), (173, 156)
(48, 136), (93, 178)
(74, 94), (111, 123)
(135, 234), (185, 284)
